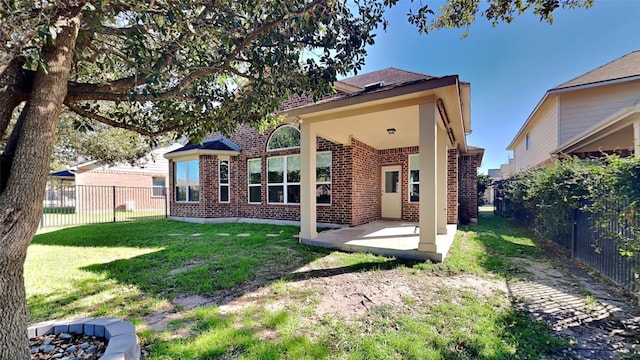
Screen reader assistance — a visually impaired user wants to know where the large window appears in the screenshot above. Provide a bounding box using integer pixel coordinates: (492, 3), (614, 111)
(152, 176), (166, 197)
(219, 159), (229, 203)
(316, 152), (332, 205)
(175, 160), (199, 202)
(409, 154), (419, 203)
(267, 125), (301, 151)
(267, 155), (300, 204)
(248, 158), (261, 203)
(266, 152), (331, 205)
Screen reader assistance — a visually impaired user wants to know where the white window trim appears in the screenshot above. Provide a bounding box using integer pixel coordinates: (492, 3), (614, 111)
(218, 158), (230, 203)
(266, 125), (301, 152)
(316, 151), (332, 206)
(247, 158), (262, 204)
(175, 159), (200, 203)
(267, 155), (300, 205)
(151, 176), (166, 197)
(408, 154), (419, 203)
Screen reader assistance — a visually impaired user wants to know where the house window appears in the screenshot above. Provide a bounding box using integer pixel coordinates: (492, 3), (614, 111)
(266, 152), (332, 205)
(174, 160), (199, 202)
(152, 176), (166, 197)
(409, 154), (419, 203)
(267, 125), (301, 151)
(219, 159), (230, 203)
(525, 133), (530, 150)
(316, 151), (332, 205)
(267, 155), (300, 204)
(248, 158), (261, 203)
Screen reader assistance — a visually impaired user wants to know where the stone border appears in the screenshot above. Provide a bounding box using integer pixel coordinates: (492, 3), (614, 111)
(28, 317), (140, 360)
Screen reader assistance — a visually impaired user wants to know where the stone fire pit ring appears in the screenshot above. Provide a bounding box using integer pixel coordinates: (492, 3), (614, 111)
(28, 317), (140, 360)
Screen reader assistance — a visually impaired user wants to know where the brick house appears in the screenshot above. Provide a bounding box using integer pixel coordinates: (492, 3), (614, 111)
(165, 68), (483, 260)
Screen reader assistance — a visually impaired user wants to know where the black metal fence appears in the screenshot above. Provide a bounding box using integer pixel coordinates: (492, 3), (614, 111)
(494, 195), (639, 292)
(41, 185), (168, 228)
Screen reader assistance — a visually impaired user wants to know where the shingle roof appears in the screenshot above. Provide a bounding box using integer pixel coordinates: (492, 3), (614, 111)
(553, 50), (640, 90)
(49, 170), (75, 178)
(338, 67), (436, 89)
(166, 135), (241, 154)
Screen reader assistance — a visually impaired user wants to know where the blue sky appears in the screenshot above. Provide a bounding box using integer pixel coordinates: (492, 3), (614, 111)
(357, 0), (640, 173)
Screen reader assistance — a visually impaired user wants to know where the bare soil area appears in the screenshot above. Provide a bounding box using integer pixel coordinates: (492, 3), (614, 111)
(143, 243), (639, 359)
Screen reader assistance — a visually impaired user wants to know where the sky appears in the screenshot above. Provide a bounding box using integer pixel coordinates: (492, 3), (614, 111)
(355, 0), (640, 174)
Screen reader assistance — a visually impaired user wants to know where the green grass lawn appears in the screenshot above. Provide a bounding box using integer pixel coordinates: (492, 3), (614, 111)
(27, 210), (567, 359)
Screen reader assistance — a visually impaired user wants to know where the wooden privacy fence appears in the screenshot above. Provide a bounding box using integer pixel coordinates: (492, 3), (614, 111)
(41, 185), (168, 228)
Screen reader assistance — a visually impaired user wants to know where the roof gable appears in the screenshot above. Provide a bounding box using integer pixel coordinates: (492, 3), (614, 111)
(553, 50), (640, 90)
(167, 136), (241, 154)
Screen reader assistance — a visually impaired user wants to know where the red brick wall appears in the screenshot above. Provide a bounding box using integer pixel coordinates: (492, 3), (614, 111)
(447, 149), (459, 224)
(170, 124), (353, 225)
(351, 139), (380, 225)
(169, 123), (468, 227)
(458, 153), (479, 223)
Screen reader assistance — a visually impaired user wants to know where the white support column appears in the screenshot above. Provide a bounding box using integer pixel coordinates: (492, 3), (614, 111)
(418, 102), (438, 253)
(299, 120), (318, 241)
(437, 129), (447, 235)
(634, 119), (640, 157)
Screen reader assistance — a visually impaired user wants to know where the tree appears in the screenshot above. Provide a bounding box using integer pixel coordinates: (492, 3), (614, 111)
(0, 0), (591, 357)
(477, 173), (492, 205)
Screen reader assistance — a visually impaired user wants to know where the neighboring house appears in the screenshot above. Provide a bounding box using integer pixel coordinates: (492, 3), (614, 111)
(164, 68), (483, 261)
(507, 50), (640, 172)
(47, 143), (182, 212)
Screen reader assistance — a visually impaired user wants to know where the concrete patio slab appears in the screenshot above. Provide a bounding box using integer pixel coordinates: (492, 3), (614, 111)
(300, 221), (457, 262)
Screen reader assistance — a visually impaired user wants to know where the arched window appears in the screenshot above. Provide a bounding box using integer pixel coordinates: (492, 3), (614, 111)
(267, 125), (301, 151)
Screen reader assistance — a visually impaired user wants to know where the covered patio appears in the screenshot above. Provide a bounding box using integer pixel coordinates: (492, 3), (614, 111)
(301, 221), (458, 262)
(284, 73), (474, 262)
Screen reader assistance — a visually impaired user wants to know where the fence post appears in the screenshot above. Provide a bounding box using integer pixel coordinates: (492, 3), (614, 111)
(112, 186), (116, 223)
(571, 208), (577, 258)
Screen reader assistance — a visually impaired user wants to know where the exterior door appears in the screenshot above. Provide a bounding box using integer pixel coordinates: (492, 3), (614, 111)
(381, 165), (402, 219)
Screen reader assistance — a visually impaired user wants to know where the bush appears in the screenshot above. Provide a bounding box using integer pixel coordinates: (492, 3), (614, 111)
(499, 155), (640, 256)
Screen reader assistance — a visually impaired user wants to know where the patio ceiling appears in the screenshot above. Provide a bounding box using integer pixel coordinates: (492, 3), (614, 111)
(285, 76), (470, 151)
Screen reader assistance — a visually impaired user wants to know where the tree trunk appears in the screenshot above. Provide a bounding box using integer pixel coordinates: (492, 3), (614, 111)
(0, 12), (81, 360)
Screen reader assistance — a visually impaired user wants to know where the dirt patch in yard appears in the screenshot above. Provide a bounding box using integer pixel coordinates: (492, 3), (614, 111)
(142, 239), (639, 359)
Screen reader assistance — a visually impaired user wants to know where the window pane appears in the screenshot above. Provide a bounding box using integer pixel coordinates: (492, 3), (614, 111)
(176, 186), (187, 201)
(188, 160), (199, 184)
(316, 153), (331, 182)
(153, 187), (165, 196)
(220, 186), (229, 202)
(152, 177), (166, 187)
(316, 184), (331, 204)
(267, 158), (284, 183)
(287, 155), (300, 183)
(249, 186), (261, 203)
(189, 186), (200, 202)
(287, 185), (300, 204)
(268, 185), (284, 203)
(248, 159), (261, 184)
(385, 171), (399, 193)
(175, 162), (187, 186)
(410, 170), (419, 183)
(410, 184), (419, 202)
(219, 160), (229, 184)
(267, 126), (301, 150)
(409, 155), (419, 170)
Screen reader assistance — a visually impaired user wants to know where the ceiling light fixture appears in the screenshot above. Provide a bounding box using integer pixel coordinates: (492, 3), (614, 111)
(387, 128), (396, 135)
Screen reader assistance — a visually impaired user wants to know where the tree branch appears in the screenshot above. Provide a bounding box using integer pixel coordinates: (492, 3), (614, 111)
(63, 99), (184, 136)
